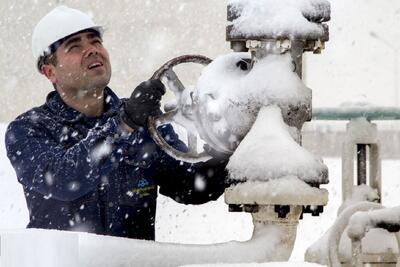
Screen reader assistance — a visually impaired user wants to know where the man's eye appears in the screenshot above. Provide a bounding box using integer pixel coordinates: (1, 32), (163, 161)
(68, 45), (79, 51)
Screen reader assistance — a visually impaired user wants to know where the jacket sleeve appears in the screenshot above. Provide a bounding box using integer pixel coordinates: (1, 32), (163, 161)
(5, 116), (139, 202)
(155, 125), (227, 205)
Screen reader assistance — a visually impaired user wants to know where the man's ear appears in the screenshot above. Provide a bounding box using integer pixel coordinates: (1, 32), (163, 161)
(41, 64), (57, 84)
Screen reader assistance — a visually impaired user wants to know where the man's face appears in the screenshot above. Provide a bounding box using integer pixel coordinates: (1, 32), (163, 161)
(45, 31), (112, 95)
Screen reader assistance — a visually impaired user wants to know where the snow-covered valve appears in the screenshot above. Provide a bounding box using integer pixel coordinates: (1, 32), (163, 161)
(148, 0), (331, 163)
(148, 0), (330, 227)
(220, 1), (331, 260)
(226, 0), (330, 77)
(224, 0), (330, 218)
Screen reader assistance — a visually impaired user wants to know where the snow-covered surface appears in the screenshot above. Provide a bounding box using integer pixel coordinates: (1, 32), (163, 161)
(225, 176), (328, 206)
(226, 106), (326, 183)
(337, 184), (380, 215)
(342, 117), (378, 148)
(2, 122), (400, 265)
(305, 198), (399, 265)
(0, 224), (291, 267)
(0, 124), (29, 229)
(193, 53), (310, 151)
(228, 0), (329, 39)
(0, 1), (399, 264)
(325, 202), (394, 265)
(1, 229), (79, 267)
(348, 206), (400, 240)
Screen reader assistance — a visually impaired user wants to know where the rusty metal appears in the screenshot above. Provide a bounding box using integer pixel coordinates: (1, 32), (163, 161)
(226, 25), (329, 43)
(148, 114), (212, 163)
(147, 55), (213, 163)
(151, 54), (212, 80)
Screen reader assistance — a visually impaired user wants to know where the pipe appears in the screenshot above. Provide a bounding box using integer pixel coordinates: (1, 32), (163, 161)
(327, 201), (383, 267)
(350, 239), (363, 267)
(346, 206), (400, 267)
(78, 206), (300, 266)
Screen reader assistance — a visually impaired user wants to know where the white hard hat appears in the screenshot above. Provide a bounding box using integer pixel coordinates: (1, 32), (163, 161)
(32, 5), (102, 63)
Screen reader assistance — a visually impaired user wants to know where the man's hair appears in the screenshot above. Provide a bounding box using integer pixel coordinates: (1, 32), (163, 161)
(37, 51), (58, 73)
(37, 28), (101, 73)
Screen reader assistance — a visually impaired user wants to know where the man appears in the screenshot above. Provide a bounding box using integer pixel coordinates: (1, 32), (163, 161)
(5, 6), (228, 240)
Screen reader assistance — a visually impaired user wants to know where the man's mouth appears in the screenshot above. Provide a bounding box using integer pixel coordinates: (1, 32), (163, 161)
(87, 61), (103, 70)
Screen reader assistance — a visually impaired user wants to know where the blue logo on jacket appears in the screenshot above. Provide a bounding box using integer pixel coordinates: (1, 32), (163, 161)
(137, 178), (149, 188)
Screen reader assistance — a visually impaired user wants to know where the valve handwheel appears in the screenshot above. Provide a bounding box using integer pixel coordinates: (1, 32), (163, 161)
(148, 55), (213, 163)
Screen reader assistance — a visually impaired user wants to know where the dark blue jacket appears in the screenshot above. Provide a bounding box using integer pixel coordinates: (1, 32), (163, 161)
(5, 87), (226, 240)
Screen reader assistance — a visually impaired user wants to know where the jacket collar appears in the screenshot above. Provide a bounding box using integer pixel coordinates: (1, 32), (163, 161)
(46, 87), (121, 123)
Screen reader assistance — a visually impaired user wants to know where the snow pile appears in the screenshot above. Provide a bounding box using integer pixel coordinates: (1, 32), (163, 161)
(0, 229), (79, 267)
(1, 225), (287, 267)
(228, 0), (329, 39)
(194, 52), (310, 146)
(227, 106), (327, 183)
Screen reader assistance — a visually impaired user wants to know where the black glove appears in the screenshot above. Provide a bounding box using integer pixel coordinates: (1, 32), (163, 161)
(121, 79), (166, 130)
(203, 144), (232, 167)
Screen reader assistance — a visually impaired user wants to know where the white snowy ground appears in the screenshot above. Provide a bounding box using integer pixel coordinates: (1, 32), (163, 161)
(1, 122), (400, 263)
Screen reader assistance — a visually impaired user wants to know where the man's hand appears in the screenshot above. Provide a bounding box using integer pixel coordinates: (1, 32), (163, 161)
(121, 79), (166, 130)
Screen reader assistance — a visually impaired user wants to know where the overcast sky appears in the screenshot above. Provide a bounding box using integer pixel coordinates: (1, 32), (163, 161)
(306, 0), (400, 107)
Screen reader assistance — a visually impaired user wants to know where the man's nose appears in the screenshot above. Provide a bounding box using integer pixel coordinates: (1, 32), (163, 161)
(83, 45), (99, 58)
